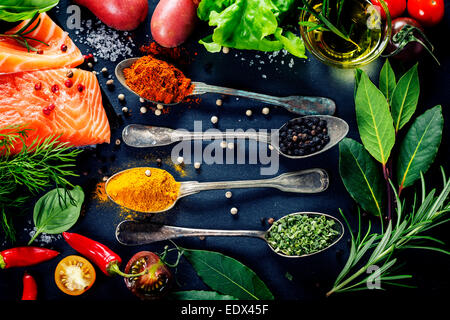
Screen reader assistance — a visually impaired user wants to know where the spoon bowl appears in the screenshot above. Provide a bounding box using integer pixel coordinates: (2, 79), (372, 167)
(121, 115), (349, 160)
(115, 211), (344, 258)
(115, 57), (336, 115)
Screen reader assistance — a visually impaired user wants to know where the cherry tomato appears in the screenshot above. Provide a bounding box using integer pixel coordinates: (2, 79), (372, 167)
(371, 0), (406, 19)
(54, 255), (96, 296)
(407, 0), (444, 27)
(124, 251), (172, 300)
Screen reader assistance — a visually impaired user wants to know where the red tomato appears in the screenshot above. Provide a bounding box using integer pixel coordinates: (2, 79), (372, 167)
(372, 0), (406, 19)
(407, 0), (445, 27)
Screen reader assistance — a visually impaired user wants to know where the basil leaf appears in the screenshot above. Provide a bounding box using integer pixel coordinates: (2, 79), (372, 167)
(355, 71), (396, 165)
(183, 248), (274, 300)
(170, 291), (238, 300)
(379, 59), (396, 102)
(391, 63), (420, 132)
(0, 0), (59, 22)
(397, 105), (443, 191)
(339, 138), (385, 216)
(29, 186), (84, 244)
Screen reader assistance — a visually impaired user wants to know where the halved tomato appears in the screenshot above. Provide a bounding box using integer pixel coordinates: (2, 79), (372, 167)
(55, 255), (96, 296)
(124, 251), (172, 300)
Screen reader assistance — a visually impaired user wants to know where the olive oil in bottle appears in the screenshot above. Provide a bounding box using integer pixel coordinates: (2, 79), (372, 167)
(304, 0), (383, 66)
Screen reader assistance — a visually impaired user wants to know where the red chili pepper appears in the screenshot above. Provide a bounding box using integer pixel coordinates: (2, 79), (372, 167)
(0, 247), (59, 269)
(62, 232), (141, 278)
(22, 272), (38, 300)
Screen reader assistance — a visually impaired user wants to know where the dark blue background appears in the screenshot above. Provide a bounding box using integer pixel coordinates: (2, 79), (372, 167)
(0, 0), (448, 303)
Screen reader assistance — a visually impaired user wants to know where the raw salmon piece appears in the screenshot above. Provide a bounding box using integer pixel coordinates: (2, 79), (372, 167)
(0, 68), (111, 154)
(0, 13), (84, 74)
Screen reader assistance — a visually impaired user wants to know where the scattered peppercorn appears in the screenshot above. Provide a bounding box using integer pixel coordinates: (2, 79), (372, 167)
(60, 44), (68, 52)
(77, 84), (85, 92)
(64, 79), (73, 88)
(267, 217), (275, 225)
(278, 117), (330, 157)
(36, 49), (43, 55)
(66, 70), (74, 78)
(51, 84), (59, 93)
(34, 82), (42, 90)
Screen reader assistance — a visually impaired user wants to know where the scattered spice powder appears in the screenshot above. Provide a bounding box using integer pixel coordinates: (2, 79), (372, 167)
(105, 167), (180, 213)
(123, 55), (194, 104)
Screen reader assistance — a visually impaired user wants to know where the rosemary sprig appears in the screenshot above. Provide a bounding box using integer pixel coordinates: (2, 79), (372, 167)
(0, 125), (82, 241)
(0, 12), (49, 52)
(327, 168), (450, 296)
(300, 0), (362, 49)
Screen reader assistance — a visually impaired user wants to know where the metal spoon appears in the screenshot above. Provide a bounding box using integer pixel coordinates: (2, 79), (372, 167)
(122, 115), (349, 160)
(115, 57), (336, 116)
(115, 212), (344, 258)
(105, 168), (329, 214)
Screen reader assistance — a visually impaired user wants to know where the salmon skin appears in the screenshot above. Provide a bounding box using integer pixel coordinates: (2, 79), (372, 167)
(0, 13), (84, 74)
(0, 68), (111, 154)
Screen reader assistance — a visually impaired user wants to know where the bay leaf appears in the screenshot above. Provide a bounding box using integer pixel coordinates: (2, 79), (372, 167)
(355, 71), (395, 165)
(379, 59), (396, 102)
(183, 248), (274, 300)
(354, 68), (363, 99)
(391, 63), (420, 132)
(339, 138), (385, 216)
(170, 290), (238, 300)
(397, 105), (443, 190)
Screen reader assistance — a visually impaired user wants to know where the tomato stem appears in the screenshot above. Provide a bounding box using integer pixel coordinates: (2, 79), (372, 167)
(107, 262), (147, 278)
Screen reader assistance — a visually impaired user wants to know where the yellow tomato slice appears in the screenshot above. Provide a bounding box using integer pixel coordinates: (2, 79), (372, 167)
(55, 255), (96, 296)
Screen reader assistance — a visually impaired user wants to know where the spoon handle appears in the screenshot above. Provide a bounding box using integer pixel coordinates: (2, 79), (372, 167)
(116, 220), (266, 246)
(192, 82), (336, 116)
(172, 130), (271, 144)
(179, 168), (328, 197)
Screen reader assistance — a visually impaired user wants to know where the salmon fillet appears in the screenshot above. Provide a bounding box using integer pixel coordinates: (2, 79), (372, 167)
(0, 68), (111, 154)
(0, 13), (84, 74)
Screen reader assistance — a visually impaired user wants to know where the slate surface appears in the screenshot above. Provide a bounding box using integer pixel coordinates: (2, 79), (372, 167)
(0, 0), (449, 302)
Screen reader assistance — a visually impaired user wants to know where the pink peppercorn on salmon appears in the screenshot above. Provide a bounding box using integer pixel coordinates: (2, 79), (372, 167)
(0, 13), (84, 74)
(0, 68), (111, 154)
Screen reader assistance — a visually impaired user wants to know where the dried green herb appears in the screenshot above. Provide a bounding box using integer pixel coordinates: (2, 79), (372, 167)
(265, 214), (340, 256)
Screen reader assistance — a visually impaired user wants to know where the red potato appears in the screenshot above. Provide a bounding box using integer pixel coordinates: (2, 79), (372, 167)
(151, 0), (198, 48)
(75, 0), (148, 31)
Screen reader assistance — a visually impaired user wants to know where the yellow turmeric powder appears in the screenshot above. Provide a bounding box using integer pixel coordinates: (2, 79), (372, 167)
(105, 167), (180, 213)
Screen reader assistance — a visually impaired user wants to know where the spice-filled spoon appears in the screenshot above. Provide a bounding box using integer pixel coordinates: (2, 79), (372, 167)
(115, 212), (344, 258)
(115, 57), (336, 116)
(122, 115), (349, 159)
(105, 167), (329, 214)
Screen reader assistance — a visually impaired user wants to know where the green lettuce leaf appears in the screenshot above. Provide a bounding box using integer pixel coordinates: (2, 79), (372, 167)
(0, 0), (59, 22)
(197, 0), (306, 58)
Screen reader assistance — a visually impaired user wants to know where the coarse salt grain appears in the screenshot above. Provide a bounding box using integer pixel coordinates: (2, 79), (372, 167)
(246, 109), (252, 117)
(194, 162), (201, 169)
(225, 191), (232, 199)
(211, 116), (218, 124)
(74, 19), (135, 62)
(262, 107), (270, 115)
(140, 106), (147, 114)
(230, 207), (238, 215)
(154, 109), (161, 116)
(156, 104), (164, 110)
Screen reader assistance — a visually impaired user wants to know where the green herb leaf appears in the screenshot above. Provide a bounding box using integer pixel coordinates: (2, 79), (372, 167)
(0, 0), (59, 22)
(197, 0), (306, 58)
(379, 59), (396, 102)
(354, 68), (363, 99)
(397, 105), (443, 191)
(391, 63), (420, 132)
(182, 248), (274, 300)
(339, 138), (385, 216)
(29, 186), (84, 244)
(355, 71), (396, 165)
(170, 290), (238, 300)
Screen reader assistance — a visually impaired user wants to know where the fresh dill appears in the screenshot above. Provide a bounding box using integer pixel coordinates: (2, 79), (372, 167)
(0, 12), (49, 52)
(0, 124), (82, 242)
